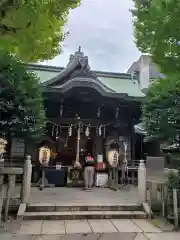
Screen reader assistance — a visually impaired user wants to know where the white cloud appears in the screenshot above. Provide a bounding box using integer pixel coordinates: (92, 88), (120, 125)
(43, 0), (141, 73)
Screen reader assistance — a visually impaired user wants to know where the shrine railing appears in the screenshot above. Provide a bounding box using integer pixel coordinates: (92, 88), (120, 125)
(118, 159), (143, 185)
(3, 157), (142, 185)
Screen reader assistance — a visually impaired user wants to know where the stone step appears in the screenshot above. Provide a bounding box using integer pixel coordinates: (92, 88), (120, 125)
(26, 203), (142, 212)
(23, 210), (147, 220)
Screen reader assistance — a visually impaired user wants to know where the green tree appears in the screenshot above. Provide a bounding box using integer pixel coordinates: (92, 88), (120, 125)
(0, 52), (46, 148)
(133, 0), (180, 74)
(0, 0), (80, 62)
(142, 74), (180, 143)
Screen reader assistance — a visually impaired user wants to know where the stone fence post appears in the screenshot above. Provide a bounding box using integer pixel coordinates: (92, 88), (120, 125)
(138, 159), (146, 202)
(21, 155), (32, 203)
(173, 188), (179, 230)
(0, 175), (5, 221)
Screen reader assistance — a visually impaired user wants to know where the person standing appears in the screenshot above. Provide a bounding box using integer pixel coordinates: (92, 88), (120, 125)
(84, 153), (95, 191)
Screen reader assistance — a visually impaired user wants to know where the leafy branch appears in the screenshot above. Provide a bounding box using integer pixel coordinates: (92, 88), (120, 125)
(0, 0), (81, 62)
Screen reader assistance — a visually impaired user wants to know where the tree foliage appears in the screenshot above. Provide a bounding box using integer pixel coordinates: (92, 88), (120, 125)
(133, 0), (180, 74)
(0, 52), (46, 141)
(142, 74), (180, 143)
(0, 0), (80, 62)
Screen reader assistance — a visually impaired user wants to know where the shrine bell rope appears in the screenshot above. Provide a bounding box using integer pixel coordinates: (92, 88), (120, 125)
(49, 120), (114, 128)
(48, 120), (115, 137)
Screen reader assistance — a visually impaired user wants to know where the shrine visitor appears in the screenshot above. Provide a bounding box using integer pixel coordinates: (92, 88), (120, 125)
(84, 153), (95, 191)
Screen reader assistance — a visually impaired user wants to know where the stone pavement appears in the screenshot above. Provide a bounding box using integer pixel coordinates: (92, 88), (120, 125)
(1, 219), (180, 240)
(12, 186), (139, 204)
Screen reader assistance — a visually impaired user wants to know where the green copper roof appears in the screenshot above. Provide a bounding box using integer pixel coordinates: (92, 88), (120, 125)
(31, 69), (60, 83)
(98, 77), (144, 97)
(27, 64), (144, 98)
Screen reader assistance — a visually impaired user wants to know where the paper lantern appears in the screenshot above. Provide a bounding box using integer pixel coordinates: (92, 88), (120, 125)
(39, 146), (50, 165)
(108, 150), (119, 167)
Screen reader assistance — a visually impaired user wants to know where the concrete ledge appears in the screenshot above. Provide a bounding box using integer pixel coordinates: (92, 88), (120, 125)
(142, 202), (153, 218)
(26, 203), (142, 212)
(17, 203), (26, 220)
(0, 167), (23, 175)
(23, 210), (147, 220)
(164, 168), (178, 176)
(3, 198), (21, 213)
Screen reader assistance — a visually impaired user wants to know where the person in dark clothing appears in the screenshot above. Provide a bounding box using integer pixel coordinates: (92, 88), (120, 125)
(84, 153), (95, 190)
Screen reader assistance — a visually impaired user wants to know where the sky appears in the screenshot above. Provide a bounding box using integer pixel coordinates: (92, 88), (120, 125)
(43, 0), (141, 73)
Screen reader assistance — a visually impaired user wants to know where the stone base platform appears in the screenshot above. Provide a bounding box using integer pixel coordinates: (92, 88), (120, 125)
(21, 202), (147, 220)
(22, 210), (147, 220)
(16, 186), (147, 220)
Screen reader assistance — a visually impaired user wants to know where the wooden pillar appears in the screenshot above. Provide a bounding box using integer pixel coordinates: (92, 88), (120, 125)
(94, 136), (103, 158)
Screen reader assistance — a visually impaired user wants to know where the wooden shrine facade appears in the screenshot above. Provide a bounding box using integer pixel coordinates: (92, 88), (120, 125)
(39, 48), (144, 168)
(4, 48), (146, 185)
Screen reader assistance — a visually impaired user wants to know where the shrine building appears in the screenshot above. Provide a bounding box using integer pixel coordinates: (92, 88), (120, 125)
(10, 48), (151, 185)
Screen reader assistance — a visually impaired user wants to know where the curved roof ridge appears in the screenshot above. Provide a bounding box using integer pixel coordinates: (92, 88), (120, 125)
(26, 63), (132, 79)
(54, 77), (116, 93)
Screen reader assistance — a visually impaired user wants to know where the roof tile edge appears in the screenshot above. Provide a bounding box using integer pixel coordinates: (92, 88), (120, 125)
(25, 63), (133, 80)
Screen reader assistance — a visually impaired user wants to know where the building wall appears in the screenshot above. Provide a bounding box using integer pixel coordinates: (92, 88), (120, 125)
(10, 138), (37, 164)
(139, 56), (150, 90)
(127, 55), (163, 91)
(11, 139), (25, 157)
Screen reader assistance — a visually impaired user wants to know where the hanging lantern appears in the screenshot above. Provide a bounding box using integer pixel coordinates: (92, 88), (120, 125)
(115, 107), (119, 119)
(39, 146), (50, 166)
(97, 107), (101, 118)
(68, 125), (72, 136)
(85, 125), (90, 137)
(60, 104), (63, 116)
(98, 125), (102, 136)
